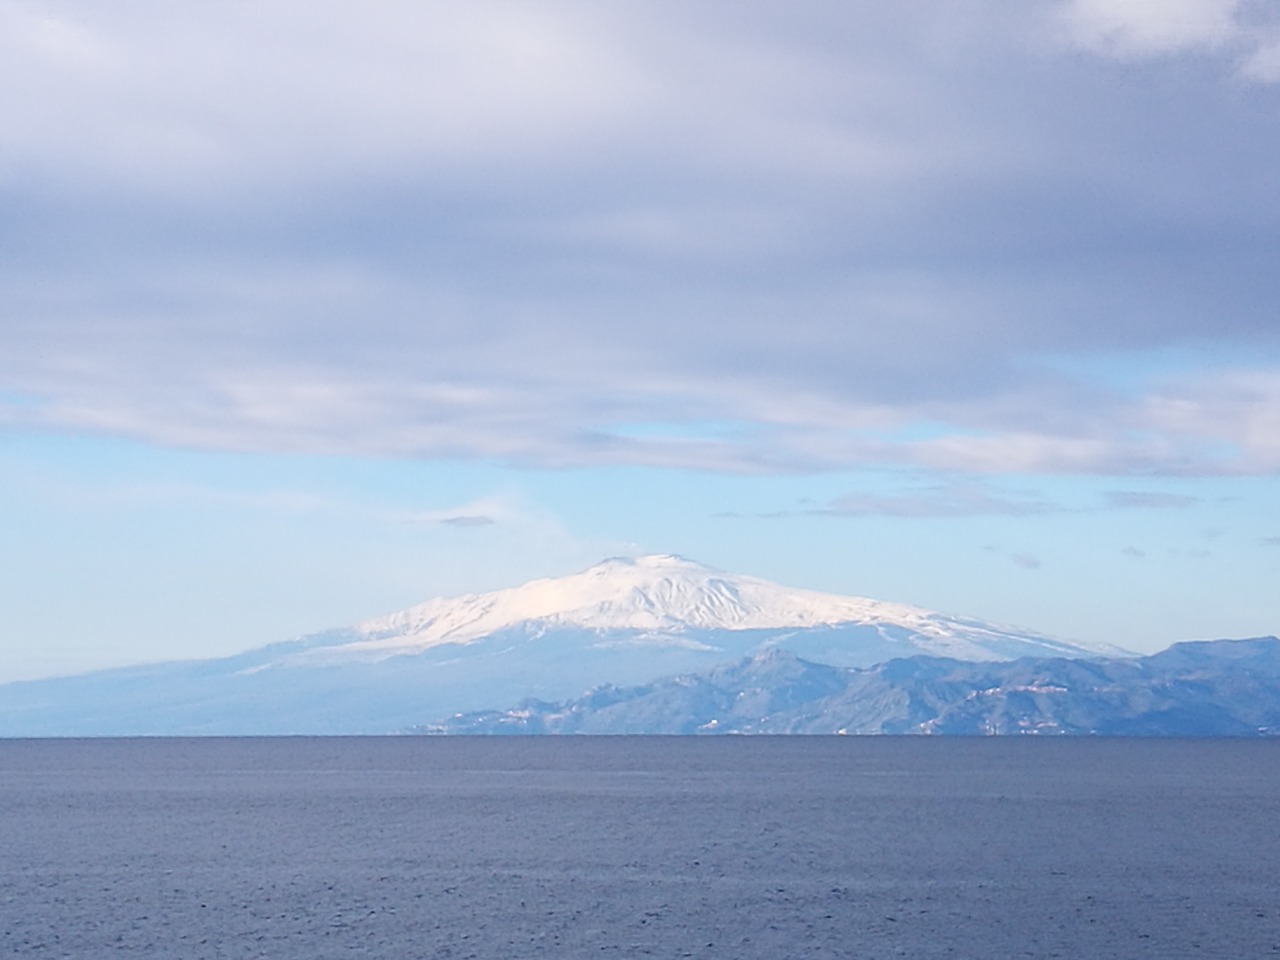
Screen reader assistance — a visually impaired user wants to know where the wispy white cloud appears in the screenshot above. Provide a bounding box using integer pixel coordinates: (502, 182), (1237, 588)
(393, 495), (522, 528)
(5, 355), (1280, 476)
(1240, 36), (1280, 81)
(1, 467), (527, 533)
(1058, 0), (1241, 57)
(1056, 0), (1280, 81)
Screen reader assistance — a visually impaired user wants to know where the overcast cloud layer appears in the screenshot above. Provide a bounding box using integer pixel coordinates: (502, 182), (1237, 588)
(4, 0), (1280, 475)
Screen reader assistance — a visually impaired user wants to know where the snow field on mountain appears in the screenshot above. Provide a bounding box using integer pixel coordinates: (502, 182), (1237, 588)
(308, 554), (1118, 663)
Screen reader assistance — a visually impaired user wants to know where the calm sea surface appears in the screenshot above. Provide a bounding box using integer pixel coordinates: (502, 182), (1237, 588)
(1, 737), (1278, 958)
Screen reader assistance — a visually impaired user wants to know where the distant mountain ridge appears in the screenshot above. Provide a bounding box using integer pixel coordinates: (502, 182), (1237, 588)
(0, 554), (1136, 736)
(422, 637), (1280, 737)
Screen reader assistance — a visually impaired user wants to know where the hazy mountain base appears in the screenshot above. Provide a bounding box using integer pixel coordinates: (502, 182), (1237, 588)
(0, 622), (1103, 737)
(418, 637), (1280, 736)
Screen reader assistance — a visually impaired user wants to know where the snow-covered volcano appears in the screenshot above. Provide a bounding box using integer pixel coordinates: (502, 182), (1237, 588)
(0, 554), (1128, 736)
(353, 553), (951, 642)
(290, 553), (1121, 666)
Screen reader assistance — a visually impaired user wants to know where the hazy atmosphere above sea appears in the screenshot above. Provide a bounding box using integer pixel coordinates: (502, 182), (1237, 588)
(2, 0), (1278, 684)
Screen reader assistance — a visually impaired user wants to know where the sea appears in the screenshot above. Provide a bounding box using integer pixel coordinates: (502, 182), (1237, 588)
(1, 736), (1277, 958)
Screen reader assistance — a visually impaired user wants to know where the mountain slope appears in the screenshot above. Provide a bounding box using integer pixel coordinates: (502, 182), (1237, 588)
(0, 554), (1125, 736)
(424, 637), (1280, 736)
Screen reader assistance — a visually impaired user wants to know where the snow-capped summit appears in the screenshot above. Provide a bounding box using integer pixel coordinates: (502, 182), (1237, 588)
(349, 553), (912, 647)
(293, 553), (1124, 665)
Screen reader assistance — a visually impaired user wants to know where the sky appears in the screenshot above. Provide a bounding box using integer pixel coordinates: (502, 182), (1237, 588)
(2, 0), (1279, 683)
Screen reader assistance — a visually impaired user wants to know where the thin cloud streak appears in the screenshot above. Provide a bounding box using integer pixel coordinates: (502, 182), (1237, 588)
(824, 482), (1056, 519)
(719, 481), (1208, 521)
(1104, 491), (1200, 510)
